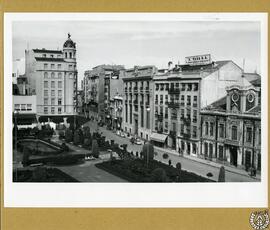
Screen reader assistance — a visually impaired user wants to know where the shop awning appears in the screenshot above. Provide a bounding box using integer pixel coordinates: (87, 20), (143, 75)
(150, 132), (168, 143)
(13, 113), (37, 125)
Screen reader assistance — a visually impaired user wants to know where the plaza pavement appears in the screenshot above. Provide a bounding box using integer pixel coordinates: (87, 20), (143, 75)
(82, 120), (260, 182)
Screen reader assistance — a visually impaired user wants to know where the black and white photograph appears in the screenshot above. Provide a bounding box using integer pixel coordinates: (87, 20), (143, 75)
(4, 13), (267, 207)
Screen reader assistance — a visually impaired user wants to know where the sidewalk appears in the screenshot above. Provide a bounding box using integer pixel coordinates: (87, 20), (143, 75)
(154, 146), (261, 181)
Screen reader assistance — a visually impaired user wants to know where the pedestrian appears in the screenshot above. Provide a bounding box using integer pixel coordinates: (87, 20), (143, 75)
(136, 151), (139, 158)
(168, 159), (172, 166)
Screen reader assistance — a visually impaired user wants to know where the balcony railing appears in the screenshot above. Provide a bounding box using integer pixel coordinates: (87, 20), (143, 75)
(183, 133), (191, 139)
(168, 101), (180, 108)
(168, 88), (180, 94)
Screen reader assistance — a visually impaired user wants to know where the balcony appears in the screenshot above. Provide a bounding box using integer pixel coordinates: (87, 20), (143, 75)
(193, 103), (198, 108)
(168, 88), (180, 94)
(140, 101), (144, 106)
(160, 86), (164, 91)
(183, 117), (191, 125)
(140, 86), (144, 92)
(164, 114), (168, 119)
(158, 114), (163, 121)
(124, 87), (128, 92)
(225, 139), (240, 146)
(133, 100), (138, 105)
(129, 100), (132, 104)
(145, 87), (149, 93)
(183, 133), (191, 139)
(169, 131), (176, 138)
(128, 87), (132, 91)
(168, 101), (180, 108)
(133, 87), (138, 93)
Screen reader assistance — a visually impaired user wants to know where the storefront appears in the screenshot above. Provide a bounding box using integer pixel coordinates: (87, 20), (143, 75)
(150, 132), (168, 148)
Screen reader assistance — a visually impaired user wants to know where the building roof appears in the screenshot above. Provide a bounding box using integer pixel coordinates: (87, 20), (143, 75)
(63, 33), (76, 48)
(203, 96), (227, 111)
(33, 49), (62, 54)
(242, 73), (261, 87)
(35, 57), (66, 62)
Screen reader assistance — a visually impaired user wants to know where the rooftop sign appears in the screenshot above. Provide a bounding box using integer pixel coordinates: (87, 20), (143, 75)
(185, 54), (212, 66)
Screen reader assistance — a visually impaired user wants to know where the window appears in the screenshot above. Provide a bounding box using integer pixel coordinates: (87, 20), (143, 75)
(51, 64), (55, 69)
(193, 83), (198, 91)
(181, 83), (185, 91)
(165, 107), (168, 119)
(210, 122), (214, 136)
(205, 122), (209, 135)
(57, 55), (61, 58)
(141, 107), (144, 127)
(180, 124), (184, 135)
(187, 84), (192, 91)
(181, 109), (185, 119)
(51, 90), (55, 97)
(192, 143), (197, 154)
(193, 96), (198, 107)
(58, 73), (62, 79)
(44, 107), (48, 114)
(219, 123), (225, 138)
(209, 143), (213, 157)
(246, 127), (252, 143)
(192, 126), (197, 138)
(69, 73), (73, 79)
(51, 72), (55, 78)
(44, 98), (48, 105)
(259, 129), (261, 145)
(69, 64), (73, 70)
(160, 95), (163, 104)
(65, 53), (67, 58)
(218, 145), (223, 160)
(44, 72), (48, 78)
(69, 52), (72, 58)
(14, 104), (20, 111)
(57, 64), (61, 69)
(58, 81), (62, 88)
(51, 81), (55, 88)
(42, 54), (46, 58)
(21, 104), (26, 111)
(232, 125), (238, 140)
(187, 96), (191, 106)
(204, 142), (208, 156)
(193, 110), (197, 122)
(44, 90), (48, 97)
(58, 90), (62, 97)
(44, 81), (48, 88)
(155, 84), (159, 90)
(130, 105), (132, 124)
(51, 107), (55, 114)
(125, 104), (128, 123)
(155, 95), (158, 104)
(44, 63), (48, 69)
(165, 95), (168, 104)
(51, 98), (55, 105)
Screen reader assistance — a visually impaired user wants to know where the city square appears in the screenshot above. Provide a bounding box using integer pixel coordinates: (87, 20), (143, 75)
(12, 20), (262, 183)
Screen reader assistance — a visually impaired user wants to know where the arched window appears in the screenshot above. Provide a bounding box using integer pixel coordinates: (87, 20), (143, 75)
(65, 52), (67, 58)
(51, 72), (55, 78)
(69, 52), (72, 58)
(58, 72), (62, 79)
(44, 72), (48, 79)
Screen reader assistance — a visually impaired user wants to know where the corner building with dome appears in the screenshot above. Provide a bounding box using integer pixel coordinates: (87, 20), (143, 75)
(25, 34), (78, 122)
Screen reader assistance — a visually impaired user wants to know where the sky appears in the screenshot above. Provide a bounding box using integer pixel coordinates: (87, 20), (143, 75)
(12, 20), (261, 85)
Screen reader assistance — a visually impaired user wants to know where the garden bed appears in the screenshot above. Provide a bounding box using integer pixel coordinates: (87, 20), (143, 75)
(95, 159), (215, 182)
(13, 167), (79, 182)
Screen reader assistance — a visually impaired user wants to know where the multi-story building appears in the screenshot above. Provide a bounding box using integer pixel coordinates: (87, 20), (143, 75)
(24, 33), (78, 122)
(152, 54), (248, 157)
(200, 83), (261, 171)
(83, 65), (124, 122)
(110, 95), (123, 130)
(122, 65), (157, 140)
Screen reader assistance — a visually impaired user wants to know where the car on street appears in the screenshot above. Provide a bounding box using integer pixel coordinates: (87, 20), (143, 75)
(134, 138), (143, 145)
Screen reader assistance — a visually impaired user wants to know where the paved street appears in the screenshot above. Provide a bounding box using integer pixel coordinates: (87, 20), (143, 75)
(83, 120), (260, 182)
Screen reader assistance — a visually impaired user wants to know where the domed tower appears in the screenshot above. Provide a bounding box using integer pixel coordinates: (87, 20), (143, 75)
(63, 33), (76, 62)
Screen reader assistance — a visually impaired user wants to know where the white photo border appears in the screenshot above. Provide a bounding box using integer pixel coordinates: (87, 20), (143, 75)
(4, 12), (268, 207)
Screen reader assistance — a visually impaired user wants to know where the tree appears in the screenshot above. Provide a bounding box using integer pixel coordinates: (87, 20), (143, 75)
(91, 139), (99, 158)
(176, 162), (182, 182)
(22, 146), (30, 167)
(73, 130), (80, 145)
(150, 168), (167, 182)
(142, 142), (154, 167)
(218, 166), (225, 182)
(65, 128), (73, 143)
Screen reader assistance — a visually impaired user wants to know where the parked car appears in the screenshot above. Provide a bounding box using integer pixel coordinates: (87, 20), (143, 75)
(134, 138), (143, 145)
